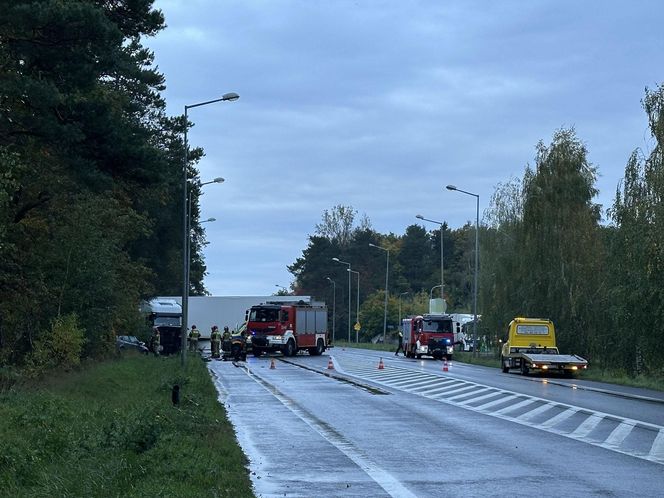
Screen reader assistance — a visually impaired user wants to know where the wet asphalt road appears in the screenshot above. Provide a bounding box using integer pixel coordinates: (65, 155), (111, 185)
(208, 347), (664, 497)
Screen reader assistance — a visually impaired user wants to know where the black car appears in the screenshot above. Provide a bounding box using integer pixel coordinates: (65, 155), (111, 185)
(116, 335), (149, 354)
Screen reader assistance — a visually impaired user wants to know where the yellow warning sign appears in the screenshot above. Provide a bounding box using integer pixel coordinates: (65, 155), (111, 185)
(354, 322), (361, 331)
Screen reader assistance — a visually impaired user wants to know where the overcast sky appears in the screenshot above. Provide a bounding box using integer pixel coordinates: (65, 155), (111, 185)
(148, 0), (663, 296)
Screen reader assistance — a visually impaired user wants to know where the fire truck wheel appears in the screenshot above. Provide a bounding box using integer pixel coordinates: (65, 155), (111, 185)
(308, 339), (324, 356)
(283, 339), (296, 357)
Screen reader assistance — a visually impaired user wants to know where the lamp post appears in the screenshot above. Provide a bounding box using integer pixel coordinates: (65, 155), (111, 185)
(416, 214), (445, 310)
(183, 179), (224, 366)
(446, 184), (480, 357)
(347, 269), (360, 343)
(398, 291), (409, 324)
(332, 257), (352, 342)
(368, 243), (389, 343)
(430, 284), (442, 300)
(182, 92), (239, 367)
(326, 277), (336, 343)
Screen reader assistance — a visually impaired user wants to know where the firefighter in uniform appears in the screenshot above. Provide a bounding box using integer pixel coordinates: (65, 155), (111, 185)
(222, 326), (232, 356)
(152, 327), (160, 357)
(395, 330), (404, 356)
(210, 325), (221, 358)
(188, 324), (200, 352)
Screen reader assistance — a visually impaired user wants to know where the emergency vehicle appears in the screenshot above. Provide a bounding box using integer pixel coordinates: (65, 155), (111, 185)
(248, 301), (330, 357)
(401, 313), (454, 360)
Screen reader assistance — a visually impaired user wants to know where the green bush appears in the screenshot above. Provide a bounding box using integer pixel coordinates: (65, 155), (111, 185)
(27, 313), (85, 377)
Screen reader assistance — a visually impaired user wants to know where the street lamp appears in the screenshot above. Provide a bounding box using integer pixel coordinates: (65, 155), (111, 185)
(368, 243), (389, 343)
(347, 269), (360, 343)
(275, 284), (288, 294)
(332, 257), (352, 342)
(182, 93), (239, 367)
(446, 184), (480, 357)
(430, 284), (442, 300)
(416, 214), (445, 310)
(326, 277), (336, 343)
(398, 292), (409, 325)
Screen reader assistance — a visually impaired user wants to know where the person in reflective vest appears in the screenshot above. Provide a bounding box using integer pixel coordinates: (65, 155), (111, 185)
(222, 326), (232, 354)
(188, 324), (200, 352)
(210, 325), (221, 358)
(152, 327), (160, 357)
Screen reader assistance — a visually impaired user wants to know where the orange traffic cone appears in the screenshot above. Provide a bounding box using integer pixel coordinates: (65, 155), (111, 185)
(378, 357), (385, 370)
(442, 359), (449, 372)
(327, 357), (334, 370)
(270, 358), (276, 370)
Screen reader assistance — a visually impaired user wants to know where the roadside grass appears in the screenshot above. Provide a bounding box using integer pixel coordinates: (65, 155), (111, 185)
(333, 342), (664, 391)
(0, 351), (254, 497)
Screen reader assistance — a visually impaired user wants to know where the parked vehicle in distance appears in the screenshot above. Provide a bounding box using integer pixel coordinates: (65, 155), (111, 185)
(139, 298), (182, 355)
(116, 335), (149, 354)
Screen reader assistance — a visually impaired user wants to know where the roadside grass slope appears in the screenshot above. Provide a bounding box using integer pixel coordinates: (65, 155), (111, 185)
(0, 352), (254, 497)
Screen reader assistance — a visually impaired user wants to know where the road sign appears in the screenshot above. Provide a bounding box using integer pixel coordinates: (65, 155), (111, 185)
(354, 322), (361, 331)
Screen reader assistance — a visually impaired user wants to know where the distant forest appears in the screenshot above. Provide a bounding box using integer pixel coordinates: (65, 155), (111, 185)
(1, 1), (663, 379)
(289, 110), (664, 376)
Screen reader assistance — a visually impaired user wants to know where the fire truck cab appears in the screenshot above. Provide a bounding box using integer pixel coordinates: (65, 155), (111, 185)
(248, 301), (329, 357)
(402, 313), (454, 360)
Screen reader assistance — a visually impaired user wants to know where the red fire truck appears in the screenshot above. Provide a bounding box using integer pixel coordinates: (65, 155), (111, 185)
(402, 313), (454, 360)
(247, 301), (330, 357)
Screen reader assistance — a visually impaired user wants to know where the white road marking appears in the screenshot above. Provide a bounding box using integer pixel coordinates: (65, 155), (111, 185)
(330, 355), (664, 466)
(246, 365), (418, 498)
(603, 421), (634, 447)
(570, 414), (605, 438)
(474, 394), (519, 410)
(447, 386), (493, 401)
(516, 402), (557, 422)
(495, 398), (537, 415)
(457, 390), (504, 405)
(431, 384), (478, 398)
(540, 407), (579, 429)
(649, 430), (664, 462)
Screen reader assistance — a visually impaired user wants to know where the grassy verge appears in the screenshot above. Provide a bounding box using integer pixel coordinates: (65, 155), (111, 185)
(0, 352), (254, 497)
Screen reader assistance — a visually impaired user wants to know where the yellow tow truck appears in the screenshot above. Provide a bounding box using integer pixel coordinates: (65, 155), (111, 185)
(500, 318), (588, 376)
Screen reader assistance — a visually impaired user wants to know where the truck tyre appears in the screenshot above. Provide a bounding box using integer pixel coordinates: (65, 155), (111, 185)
(283, 339), (296, 357)
(501, 356), (509, 373)
(253, 348), (263, 357)
(416, 354), (422, 359)
(520, 361), (529, 376)
(308, 339), (324, 356)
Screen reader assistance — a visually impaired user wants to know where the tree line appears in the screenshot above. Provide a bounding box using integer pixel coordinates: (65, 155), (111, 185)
(0, 1), (209, 375)
(290, 86), (664, 377)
